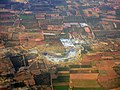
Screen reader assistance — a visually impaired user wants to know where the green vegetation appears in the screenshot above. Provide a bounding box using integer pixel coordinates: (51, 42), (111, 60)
(72, 80), (100, 87)
(21, 23), (31, 26)
(53, 86), (104, 90)
(70, 65), (80, 68)
(69, 65), (92, 68)
(72, 88), (104, 90)
(53, 76), (69, 83)
(64, 16), (84, 22)
(53, 86), (69, 90)
(20, 14), (35, 20)
(57, 67), (69, 71)
(21, 21), (39, 29)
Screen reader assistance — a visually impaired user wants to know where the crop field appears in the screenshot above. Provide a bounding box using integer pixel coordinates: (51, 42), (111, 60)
(53, 86), (69, 90)
(21, 21), (39, 29)
(99, 70), (107, 76)
(100, 77), (120, 89)
(44, 40), (65, 53)
(72, 88), (104, 90)
(97, 60), (117, 83)
(69, 65), (92, 68)
(70, 73), (98, 80)
(20, 14), (35, 20)
(71, 80), (100, 88)
(53, 76), (69, 83)
(52, 76), (69, 83)
(57, 67), (70, 71)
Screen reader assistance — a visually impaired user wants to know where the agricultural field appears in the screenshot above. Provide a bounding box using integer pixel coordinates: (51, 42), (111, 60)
(53, 86), (69, 90)
(72, 88), (104, 90)
(71, 80), (101, 88)
(20, 14), (35, 20)
(53, 76), (69, 83)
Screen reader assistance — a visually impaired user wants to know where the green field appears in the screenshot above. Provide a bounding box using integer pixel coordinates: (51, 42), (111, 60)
(72, 88), (104, 90)
(20, 14), (35, 20)
(69, 65), (92, 68)
(57, 67), (70, 71)
(70, 65), (81, 68)
(53, 86), (104, 90)
(72, 80), (100, 88)
(53, 76), (69, 83)
(53, 86), (69, 90)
